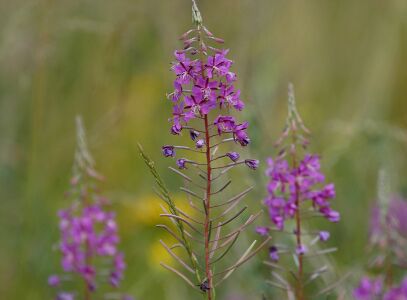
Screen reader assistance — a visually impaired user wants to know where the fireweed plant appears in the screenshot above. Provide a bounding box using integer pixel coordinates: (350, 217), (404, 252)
(145, 1), (270, 299)
(256, 84), (340, 300)
(354, 173), (407, 299)
(48, 117), (132, 300)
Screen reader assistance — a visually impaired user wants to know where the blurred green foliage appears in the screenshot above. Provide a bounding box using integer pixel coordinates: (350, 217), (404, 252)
(0, 0), (406, 299)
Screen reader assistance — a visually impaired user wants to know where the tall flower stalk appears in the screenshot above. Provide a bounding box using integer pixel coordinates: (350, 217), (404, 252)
(48, 117), (132, 300)
(257, 84), (340, 300)
(354, 171), (407, 300)
(150, 1), (270, 299)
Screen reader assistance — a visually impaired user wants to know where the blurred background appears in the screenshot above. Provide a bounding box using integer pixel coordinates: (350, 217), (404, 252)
(0, 0), (406, 299)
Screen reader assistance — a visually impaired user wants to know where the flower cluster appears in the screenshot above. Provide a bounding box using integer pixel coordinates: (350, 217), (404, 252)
(255, 85), (340, 299)
(354, 276), (407, 300)
(49, 116), (132, 300)
(370, 196), (407, 244)
(354, 196), (407, 300)
(55, 203), (124, 290)
(49, 182), (132, 300)
(259, 154), (339, 231)
(162, 24), (257, 171)
(166, 29), (249, 143)
(353, 277), (383, 300)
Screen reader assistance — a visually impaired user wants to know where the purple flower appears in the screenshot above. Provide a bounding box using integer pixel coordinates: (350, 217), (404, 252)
(296, 245), (307, 255)
(255, 226), (269, 236)
(206, 49), (232, 79)
(56, 293), (74, 300)
(269, 246), (279, 262)
(264, 154), (338, 229)
(162, 145), (175, 157)
(196, 139), (205, 149)
(53, 186), (126, 294)
(226, 152), (240, 162)
(233, 122), (250, 146)
(164, 26), (255, 178)
(189, 130), (200, 141)
(171, 124), (182, 135)
(384, 278), (407, 300)
(219, 84), (244, 111)
(48, 275), (60, 287)
(319, 231), (330, 242)
(320, 207), (340, 223)
(245, 159), (259, 170)
(177, 159), (187, 169)
(214, 115), (236, 135)
(370, 196), (407, 242)
(353, 277), (383, 300)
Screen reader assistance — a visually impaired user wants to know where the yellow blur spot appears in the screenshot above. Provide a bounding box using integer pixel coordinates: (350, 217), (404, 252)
(149, 239), (175, 270)
(122, 193), (196, 226)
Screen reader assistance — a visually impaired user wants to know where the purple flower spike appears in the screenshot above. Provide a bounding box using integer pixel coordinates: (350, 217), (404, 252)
(259, 84), (339, 298)
(319, 231), (330, 242)
(196, 139), (205, 149)
(226, 152), (240, 162)
(48, 275), (60, 287)
(162, 145), (175, 157)
(160, 5), (259, 296)
(177, 159), (187, 169)
(256, 226), (269, 236)
(245, 159), (259, 170)
(269, 246), (279, 262)
(50, 117), (131, 299)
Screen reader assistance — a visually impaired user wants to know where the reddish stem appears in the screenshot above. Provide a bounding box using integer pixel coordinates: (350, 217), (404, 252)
(292, 148), (304, 300)
(204, 115), (213, 300)
(294, 182), (304, 300)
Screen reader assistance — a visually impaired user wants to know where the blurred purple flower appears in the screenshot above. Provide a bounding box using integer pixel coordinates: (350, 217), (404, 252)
(48, 275), (60, 287)
(255, 227), (269, 236)
(263, 155), (338, 230)
(353, 277), (383, 300)
(296, 245), (307, 255)
(269, 246), (279, 262)
(384, 278), (407, 300)
(319, 231), (330, 242)
(56, 293), (74, 300)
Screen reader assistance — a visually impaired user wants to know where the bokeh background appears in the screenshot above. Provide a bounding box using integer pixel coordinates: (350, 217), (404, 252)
(1, 0), (406, 299)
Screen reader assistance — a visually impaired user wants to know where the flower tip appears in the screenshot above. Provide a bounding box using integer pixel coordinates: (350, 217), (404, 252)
(176, 159), (187, 169)
(162, 145), (175, 157)
(245, 159), (259, 170)
(196, 139), (205, 149)
(226, 152), (240, 162)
